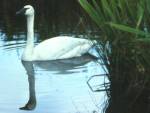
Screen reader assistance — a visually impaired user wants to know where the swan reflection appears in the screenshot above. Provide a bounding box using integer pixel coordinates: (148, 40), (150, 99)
(20, 55), (98, 110)
(34, 54), (97, 74)
(20, 61), (36, 110)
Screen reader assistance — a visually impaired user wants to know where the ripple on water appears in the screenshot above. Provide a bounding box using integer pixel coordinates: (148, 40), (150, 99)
(0, 32), (109, 113)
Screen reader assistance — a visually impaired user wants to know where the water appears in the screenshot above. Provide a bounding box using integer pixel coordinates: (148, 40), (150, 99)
(0, 38), (108, 113)
(0, 1), (108, 113)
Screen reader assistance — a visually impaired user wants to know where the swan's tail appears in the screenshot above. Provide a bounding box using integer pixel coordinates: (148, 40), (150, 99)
(88, 40), (101, 59)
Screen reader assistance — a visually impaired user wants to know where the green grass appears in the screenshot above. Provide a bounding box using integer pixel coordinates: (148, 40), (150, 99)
(79, 0), (150, 112)
(79, 0), (150, 38)
(79, 0), (150, 77)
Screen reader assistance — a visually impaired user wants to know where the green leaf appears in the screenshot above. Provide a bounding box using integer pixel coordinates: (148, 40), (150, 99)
(78, 0), (102, 27)
(136, 2), (144, 29)
(101, 0), (116, 22)
(109, 23), (150, 38)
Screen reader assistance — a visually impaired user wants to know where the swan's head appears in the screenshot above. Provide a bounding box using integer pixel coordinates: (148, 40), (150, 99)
(16, 5), (34, 16)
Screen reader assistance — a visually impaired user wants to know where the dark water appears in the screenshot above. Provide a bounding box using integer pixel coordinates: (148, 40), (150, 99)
(0, 0), (99, 41)
(0, 1), (108, 113)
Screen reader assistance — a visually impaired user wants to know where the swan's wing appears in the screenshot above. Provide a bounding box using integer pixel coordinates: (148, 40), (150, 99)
(60, 42), (92, 58)
(33, 36), (93, 60)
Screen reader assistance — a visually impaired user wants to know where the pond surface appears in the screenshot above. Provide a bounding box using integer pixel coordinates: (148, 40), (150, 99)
(0, 1), (108, 113)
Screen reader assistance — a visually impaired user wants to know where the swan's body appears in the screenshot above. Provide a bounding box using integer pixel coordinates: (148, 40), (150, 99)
(17, 5), (95, 61)
(23, 36), (94, 61)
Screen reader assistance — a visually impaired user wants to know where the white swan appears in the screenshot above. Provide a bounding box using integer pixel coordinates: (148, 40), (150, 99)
(16, 5), (95, 61)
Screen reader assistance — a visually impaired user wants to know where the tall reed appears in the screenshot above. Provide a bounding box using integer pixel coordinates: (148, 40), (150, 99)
(79, 0), (150, 112)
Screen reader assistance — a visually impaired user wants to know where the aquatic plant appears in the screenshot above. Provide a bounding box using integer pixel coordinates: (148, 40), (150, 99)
(79, 0), (150, 112)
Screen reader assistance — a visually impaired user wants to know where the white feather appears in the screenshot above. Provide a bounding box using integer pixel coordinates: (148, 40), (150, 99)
(19, 5), (94, 61)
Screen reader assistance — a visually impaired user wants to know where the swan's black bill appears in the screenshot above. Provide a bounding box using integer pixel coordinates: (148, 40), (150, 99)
(16, 8), (28, 15)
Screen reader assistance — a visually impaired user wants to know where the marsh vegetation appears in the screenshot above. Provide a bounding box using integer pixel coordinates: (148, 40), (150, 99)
(0, 0), (150, 113)
(79, 0), (150, 113)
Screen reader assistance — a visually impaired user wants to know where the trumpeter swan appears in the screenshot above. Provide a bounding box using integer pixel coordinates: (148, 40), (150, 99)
(16, 5), (96, 61)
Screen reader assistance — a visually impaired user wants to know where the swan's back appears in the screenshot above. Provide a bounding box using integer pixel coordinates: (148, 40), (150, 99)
(32, 36), (94, 61)
(17, 5), (95, 61)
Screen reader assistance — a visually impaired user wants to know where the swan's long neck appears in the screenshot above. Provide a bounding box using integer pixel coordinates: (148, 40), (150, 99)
(26, 15), (34, 49)
(22, 14), (34, 61)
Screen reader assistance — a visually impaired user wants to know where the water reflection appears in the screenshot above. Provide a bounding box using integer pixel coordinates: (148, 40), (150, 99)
(0, 37), (108, 113)
(34, 54), (97, 74)
(20, 61), (36, 110)
(20, 55), (106, 112)
(0, 0), (98, 41)
(0, 0), (149, 112)
(0, 1), (106, 113)
(0, 29), (108, 113)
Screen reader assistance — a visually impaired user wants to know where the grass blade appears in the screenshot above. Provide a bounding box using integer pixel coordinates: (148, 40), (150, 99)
(109, 23), (150, 37)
